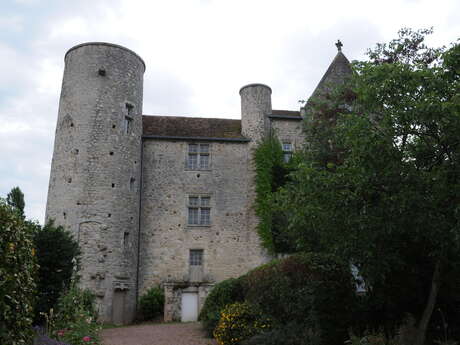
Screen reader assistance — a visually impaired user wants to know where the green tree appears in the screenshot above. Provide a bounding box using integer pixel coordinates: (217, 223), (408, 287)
(6, 186), (25, 217)
(0, 199), (38, 345)
(34, 220), (80, 322)
(278, 29), (460, 345)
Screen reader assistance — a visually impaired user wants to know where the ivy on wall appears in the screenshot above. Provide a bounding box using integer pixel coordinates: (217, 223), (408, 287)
(254, 135), (295, 254)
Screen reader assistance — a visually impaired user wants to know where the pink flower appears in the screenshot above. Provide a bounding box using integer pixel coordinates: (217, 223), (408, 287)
(57, 330), (65, 337)
(82, 336), (91, 342)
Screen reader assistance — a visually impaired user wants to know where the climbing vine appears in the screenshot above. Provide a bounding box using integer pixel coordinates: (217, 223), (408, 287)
(254, 135), (295, 254)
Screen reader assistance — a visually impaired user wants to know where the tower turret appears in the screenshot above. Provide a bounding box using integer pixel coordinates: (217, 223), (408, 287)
(45, 42), (145, 324)
(240, 83), (272, 142)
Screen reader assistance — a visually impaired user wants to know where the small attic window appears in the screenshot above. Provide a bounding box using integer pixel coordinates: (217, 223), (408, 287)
(98, 68), (106, 76)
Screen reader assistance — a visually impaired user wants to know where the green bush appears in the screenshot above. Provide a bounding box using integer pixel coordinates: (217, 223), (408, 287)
(213, 302), (271, 345)
(138, 286), (165, 321)
(241, 322), (321, 345)
(199, 278), (245, 336)
(34, 220), (80, 323)
(0, 199), (38, 345)
(242, 253), (355, 345)
(346, 330), (399, 345)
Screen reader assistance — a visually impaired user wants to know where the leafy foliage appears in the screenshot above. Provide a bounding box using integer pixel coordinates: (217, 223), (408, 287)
(213, 302), (271, 345)
(49, 283), (100, 345)
(346, 330), (399, 345)
(6, 186), (25, 217)
(0, 198), (38, 345)
(254, 135), (296, 253)
(243, 253), (355, 345)
(277, 28), (460, 345)
(201, 254), (354, 345)
(241, 322), (321, 345)
(199, 278), (245, 336)
(34, 220), (80, 323)
(34, 326), (71, 345)
(138, 286), (165, 321)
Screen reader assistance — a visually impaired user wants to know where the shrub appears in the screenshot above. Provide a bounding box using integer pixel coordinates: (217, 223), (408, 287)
(346, 330), (400, 345)
(213, 302), (271, 345)
(199, 278), (245, 336)
(241, 322), (321, 345)
(49, 283), (100, 345)
(138, 286), (165, 321)
(34, 220), (80, 323)
(242, 253), (355, 345)
(0, 199), (38, 345)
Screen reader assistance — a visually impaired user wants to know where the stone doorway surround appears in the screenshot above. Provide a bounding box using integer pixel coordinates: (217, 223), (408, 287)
(163, 282), (214, 322)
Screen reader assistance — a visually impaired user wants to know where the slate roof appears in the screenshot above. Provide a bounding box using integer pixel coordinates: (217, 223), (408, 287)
(142, 115), (245, 139)
(270, 109), (301, 118)
(142, 109), (302, 139)
(309, 51), (352, 99)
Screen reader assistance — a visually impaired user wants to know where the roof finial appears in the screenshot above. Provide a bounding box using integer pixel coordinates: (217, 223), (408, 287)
(335, 39), (343, 52)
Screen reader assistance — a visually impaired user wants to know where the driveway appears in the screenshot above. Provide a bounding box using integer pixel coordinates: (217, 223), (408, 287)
(101, 322), (217, 345)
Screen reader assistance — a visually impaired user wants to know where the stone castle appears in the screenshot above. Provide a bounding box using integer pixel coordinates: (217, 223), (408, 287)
(45, 42), (351, 324)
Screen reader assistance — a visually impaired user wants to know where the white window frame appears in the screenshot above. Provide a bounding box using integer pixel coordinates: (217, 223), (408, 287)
(189, 249), (203, 266)
(187, 195), (211, 226)
(282, 142), (293, 163)
(186, 143), (210, 170)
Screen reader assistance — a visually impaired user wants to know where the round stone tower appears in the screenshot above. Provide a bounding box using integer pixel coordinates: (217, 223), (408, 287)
(240, 83), (272, 142)
(45, 42), (145, 324)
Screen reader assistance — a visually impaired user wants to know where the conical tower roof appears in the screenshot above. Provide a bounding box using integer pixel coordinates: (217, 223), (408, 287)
(309, 41), (352, 100)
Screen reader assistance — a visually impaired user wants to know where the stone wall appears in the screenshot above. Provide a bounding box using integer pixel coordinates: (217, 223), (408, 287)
(240, 84), (272, 143)
(139, 139), (270, 297)
(269, 117), (305, 150)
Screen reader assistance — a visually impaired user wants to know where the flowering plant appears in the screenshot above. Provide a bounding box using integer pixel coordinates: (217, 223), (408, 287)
(213, 302), (271, 345)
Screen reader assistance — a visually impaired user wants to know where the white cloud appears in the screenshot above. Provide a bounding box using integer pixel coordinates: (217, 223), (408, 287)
(0, 15), (23, 32)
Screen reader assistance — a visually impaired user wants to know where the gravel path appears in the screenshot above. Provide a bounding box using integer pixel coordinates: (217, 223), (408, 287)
(101, 322), (217, 345)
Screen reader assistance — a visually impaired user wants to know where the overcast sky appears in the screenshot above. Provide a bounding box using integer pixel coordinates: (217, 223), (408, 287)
(0, 0), (459, 223)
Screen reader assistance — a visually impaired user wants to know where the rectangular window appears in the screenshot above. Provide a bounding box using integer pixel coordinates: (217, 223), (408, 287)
(123, 232), (129, 251)
(189, 249), (203, 266)
(187, 196), (211, 226)
(187, 143), (210, 170)
(129, 177), (135, 191)
(282, 142), (293, 163)
(125, 103), (134, 116)
(124, 116), (133, 134)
